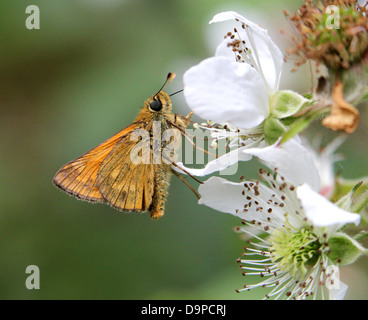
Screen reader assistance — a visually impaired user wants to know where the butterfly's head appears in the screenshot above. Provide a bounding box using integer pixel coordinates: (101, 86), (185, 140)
(145, 73), (179, 114)
(147, 91), (172, 114)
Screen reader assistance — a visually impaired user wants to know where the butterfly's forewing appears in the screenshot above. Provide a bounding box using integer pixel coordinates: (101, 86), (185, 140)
(53, 123), (145, 203)
(96, 132), (154, 212)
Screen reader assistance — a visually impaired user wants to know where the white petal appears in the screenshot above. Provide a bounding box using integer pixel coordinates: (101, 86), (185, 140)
(297, 184), (361, 230)
(210, 11), (250, 25)
(174, 146), (252, 177)
(198, 176), (247, 215)
(303, 135), (346, 198)
(328, 281), (348, 300)
(316, 135), (346, 197)
(243, 139), (321, 192)
(198, 176), (286, 223)
(183, 56), (269, 129)
(210, 11), (283, 92)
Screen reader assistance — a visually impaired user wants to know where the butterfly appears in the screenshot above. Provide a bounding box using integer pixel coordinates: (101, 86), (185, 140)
(53, 73), (199, 219)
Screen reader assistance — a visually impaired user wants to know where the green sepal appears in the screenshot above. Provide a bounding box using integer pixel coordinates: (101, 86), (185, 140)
(333, 177), (368, 199)
(328, 232), (368, 266)
(335, 181), (363, 211)
(263, 117), (287, 145)
(351, 187), (368, 214)
(353, 231), (368, 241)
(333, 177), (368, 214)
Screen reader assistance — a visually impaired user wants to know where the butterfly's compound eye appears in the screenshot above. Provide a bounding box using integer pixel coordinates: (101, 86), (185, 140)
(150, 99), (162, 111)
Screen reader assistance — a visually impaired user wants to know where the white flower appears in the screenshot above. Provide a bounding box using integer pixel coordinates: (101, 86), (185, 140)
(198, 173), (361, 300)
(183, 11), (284, 129)
(178, 11), (309, 177)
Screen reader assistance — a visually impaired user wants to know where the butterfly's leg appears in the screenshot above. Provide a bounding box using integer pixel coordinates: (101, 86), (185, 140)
(170, 161), (203, 184)
(172, 170), (200, 200)
(173, 112), (192, 130)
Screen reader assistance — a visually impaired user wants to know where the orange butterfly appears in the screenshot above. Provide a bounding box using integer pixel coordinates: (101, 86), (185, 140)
(53, 73), (196, 219)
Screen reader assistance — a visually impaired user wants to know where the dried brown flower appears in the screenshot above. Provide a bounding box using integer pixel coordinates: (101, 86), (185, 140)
(285, 0), (368, 133)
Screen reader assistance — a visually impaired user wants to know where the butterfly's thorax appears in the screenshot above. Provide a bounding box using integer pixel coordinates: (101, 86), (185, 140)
(135, 92), (185, 162)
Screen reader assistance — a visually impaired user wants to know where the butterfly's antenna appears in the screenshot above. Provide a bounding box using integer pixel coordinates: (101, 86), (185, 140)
(169, 89), (183, 97)
(155, 73), (176, 96)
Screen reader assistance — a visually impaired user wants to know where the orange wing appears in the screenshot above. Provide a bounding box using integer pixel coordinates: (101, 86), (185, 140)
(53, 122), (144, 202)
(96, 134), (154, 212)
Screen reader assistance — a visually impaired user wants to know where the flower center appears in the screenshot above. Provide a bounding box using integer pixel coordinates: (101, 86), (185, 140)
(270, 226), (321, 279)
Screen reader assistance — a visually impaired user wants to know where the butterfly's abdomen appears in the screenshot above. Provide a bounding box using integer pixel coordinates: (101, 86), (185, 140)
(149, 164), (172, 219)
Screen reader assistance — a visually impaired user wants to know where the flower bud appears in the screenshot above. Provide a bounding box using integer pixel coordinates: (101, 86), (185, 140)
(269, 90), (308, 118)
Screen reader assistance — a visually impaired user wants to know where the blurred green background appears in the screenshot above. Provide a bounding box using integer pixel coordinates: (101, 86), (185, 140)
(1, 0), (367, 300)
